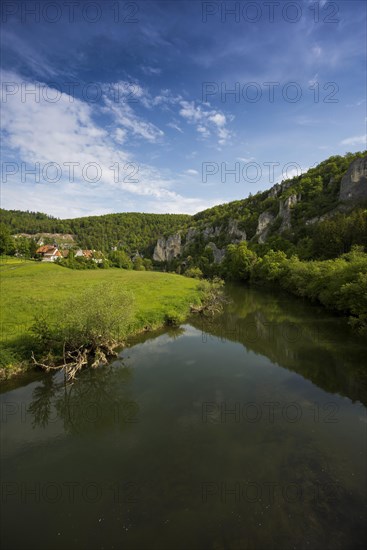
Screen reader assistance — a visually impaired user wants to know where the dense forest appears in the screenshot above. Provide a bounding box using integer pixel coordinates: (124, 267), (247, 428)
(0, 212), (191, 256)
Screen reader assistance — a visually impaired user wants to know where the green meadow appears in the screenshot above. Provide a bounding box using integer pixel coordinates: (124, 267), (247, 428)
(0, 258), (202, 377)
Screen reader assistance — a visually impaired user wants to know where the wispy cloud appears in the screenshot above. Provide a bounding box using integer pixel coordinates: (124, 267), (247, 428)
(167, 121), (183, 133)
(185, 169), (199, 176)
(2, 29), (61, 78)
(141, 66), (162, 76)
(103, 95), (165, 143)
(0, 70), (221, 216)
(237, 157), (255, 163)
(312, 45), (322, 59)
(340, 135), (367, 147)
(179, 100), (232, 145)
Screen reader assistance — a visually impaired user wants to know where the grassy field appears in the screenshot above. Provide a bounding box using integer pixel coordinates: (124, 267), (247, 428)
(0, 258), (202, 377)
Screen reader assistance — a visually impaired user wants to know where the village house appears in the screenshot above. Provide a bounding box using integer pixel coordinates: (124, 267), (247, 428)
(35, 245), (62, 262)
(74, 249), (104, 263)
(74, 249), (93, 259)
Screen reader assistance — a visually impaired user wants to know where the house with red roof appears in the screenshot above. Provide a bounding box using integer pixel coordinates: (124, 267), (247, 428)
(36, 245), (62, 262)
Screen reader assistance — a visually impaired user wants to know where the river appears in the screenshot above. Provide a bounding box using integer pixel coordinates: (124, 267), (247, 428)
(1, 284), (366, 550)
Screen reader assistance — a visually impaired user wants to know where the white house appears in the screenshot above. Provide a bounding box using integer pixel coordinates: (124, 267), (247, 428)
(36, 245), (62, 262)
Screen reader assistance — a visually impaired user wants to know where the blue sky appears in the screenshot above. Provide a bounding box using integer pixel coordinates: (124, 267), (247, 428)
(1, 0), (366, 218)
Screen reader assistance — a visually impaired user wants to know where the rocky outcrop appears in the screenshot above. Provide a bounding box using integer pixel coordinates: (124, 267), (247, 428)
(255, 211), (275, 243)
(154, 217), (246, 263)
(339, 156), (367, 202)
(305, 210), (338, 226)
(207, 242), (225, 264)
(153, 233), (182, 262)
(227, 218), (246, 242)
(185, 227), (199, 244)
(268, 183), (281, 198)
(279, 194), (298, 232)
(153, 237), (166, 262)
(166, 234), (182, 261)
(202, 225), (222, 240)
(185, 219), (245, 248)
(185, 225), (222, 246)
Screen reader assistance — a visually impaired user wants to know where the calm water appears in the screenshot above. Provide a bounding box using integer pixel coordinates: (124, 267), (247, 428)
(1, 285), (366, 550)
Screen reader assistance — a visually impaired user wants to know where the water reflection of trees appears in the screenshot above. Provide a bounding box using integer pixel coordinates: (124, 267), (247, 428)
(191, 285), (367, 405)
(28, 362), (139, 433)
(28, 374), (58, 428)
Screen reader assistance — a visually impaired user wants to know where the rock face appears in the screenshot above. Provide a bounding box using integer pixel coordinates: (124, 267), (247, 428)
(185, 227), (199, 244)
(339, 156), (367, 202)
(279, 194), (298, 232)
(268, 183), (281, 198)
(154, 217), (246, 262)
(255, 211), (275, 243)
(202, 225), (222, 240)
(227, 218), (246, 242)
(305, 211), (336, 226)
(153, 237), (166, 262)
(153, 233), (182, 262)
(166, 234), (182, 261)
(207, 242), (226, 264)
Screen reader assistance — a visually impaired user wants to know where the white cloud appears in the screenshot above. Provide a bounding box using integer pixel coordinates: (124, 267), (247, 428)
(294, 115), (320, 126)
(0, 70), (220, 217)
(185, 169), (199, 176)
(312, 45), (322, 58)
(197, 125), (210, 138)
(308, 73), (318, 86)
(141, 66), (162, 76)
(167, 121), (183, 133)
(97, 82), (232, 146)
(208, 113), (226, 127)
(179, 100), (232, 144)
(237, 157), (255, 163)
(2, 29), (60, 78)
(114, 128), (127, 144)
(179, 101), (203, 123)
(346, 99), (366, 108)
(340, 135), (367, 147)
(103, 84), (164, 142)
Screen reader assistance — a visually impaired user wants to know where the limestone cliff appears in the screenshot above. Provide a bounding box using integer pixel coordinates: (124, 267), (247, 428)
(153, 217), (246, 262)
(279, 194), (298, 233)
(207, 242), (226, 264)
(153, 233), (182, 262)
(227, 218), (246, 242)
(339, 156), (367, 202)
(255, 211), (275, 243)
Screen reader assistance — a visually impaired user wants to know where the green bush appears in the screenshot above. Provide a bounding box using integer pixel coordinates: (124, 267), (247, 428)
(0, 347), (22, 368)
(184, 267), (203, 279)
(164, 310), (185, 326)
(31, 284), (135, 356)
(223, 242), (257, 280)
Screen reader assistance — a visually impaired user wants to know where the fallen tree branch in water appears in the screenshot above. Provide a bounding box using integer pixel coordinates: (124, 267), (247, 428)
(31, 341), (118, 382)
(191, 277), (228, 317)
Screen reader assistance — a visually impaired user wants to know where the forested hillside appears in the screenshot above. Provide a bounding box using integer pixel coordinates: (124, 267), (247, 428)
(0, 211), (191, 255)
(183, 150), (367, 258)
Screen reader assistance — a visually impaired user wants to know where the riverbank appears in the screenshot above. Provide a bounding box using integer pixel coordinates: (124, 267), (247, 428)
(0, 259), (204, 380)
(223, 244), (367, 334)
